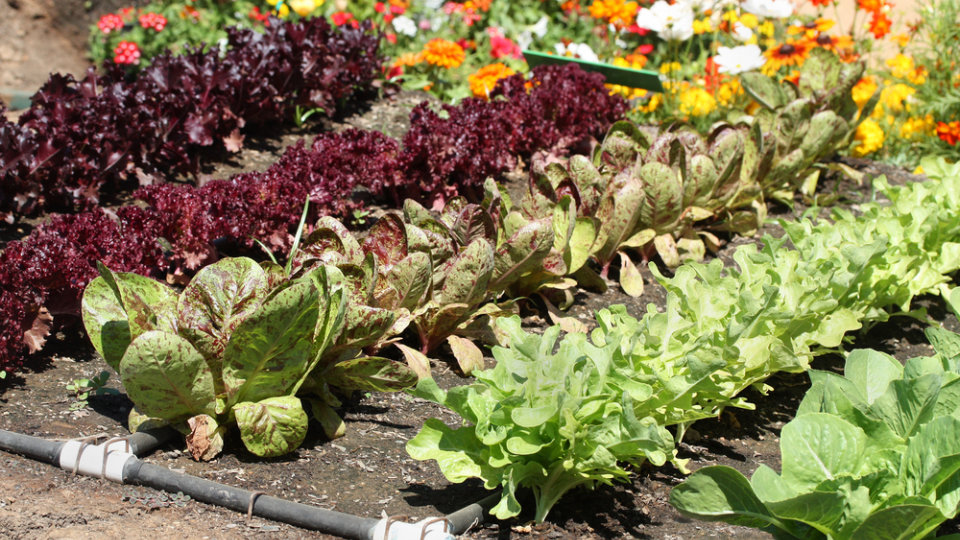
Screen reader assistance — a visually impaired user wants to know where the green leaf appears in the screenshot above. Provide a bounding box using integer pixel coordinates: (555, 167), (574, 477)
(446, 335), (485, 376)
(618, 251), (645, 297)
(309, 398), (346, 440)
(669, 466), (786, 532)
(119, 331), (216, 421)
(384, 252), (432, 310)
(437, 239), (495, 306)
(489, 218), (554, 293)
(845, 349), (903, 405)
(406, 418), (485, 482)
(780, 414), (867, 492)
(233, 396), (309, 457)
(81, 276), (132, 371)
(847, 504), (943, 540)
(868, 374), (940, 440)
(222, 280), (320, 405)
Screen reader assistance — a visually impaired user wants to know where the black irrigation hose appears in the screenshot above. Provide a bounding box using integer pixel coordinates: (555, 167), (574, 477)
(0, 427), (497, 538)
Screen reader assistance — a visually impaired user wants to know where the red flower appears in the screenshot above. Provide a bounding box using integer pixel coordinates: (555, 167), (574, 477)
(487, 27), (521, 59)
(386, 32), (397, 45)
(249, 6), (270, 25)
(138, 12), (167, 32)
(636, 43), (654, 55)
(810, 0), (832, 5)
(937, 121), (960, 145)
(331, 11), (356, 27)
(113, 41), (141, 65)
(375, 2), (386, 13)
(97, 13), (124, 34)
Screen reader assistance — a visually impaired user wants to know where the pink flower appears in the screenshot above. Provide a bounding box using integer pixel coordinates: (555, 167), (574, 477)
(113, 41), (141, 65)
(97, 13), (124, 34)
(487, 27), (521, 59)
(138, 12), (167, 32)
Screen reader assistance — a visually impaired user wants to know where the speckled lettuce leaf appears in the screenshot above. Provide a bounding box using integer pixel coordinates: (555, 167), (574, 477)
(591, 179), (645, 265)
(177, 257), (269, 383)
(437, 239), (495, 306)
(383, 251), (432, 311)
(489, 215), (554, 294)
(222, 280), (320, 405)
(233, 396), (308, 457)
(361, 213), (408, 269)
(119, 330), (217, 422)
(325, 356), (418, 392)
(81, 276), (132, 371)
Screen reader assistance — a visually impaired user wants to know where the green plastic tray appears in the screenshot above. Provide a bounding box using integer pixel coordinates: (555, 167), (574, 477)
(522, 50), (664, 93)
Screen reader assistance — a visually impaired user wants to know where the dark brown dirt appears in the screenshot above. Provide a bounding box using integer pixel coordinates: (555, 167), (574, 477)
(1, 4), (957, 539)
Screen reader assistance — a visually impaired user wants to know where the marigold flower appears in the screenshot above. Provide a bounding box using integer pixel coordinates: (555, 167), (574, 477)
(880, 83), (914, 113)
(678, 84), (717, 117)
(937, 121), (960, 145)
(857, 0), (884, 11)
(716, 79), (743, 106)
(589, 0), (640, 28)
(392, 52), (421, 68)
(852, 118), (885, 156)
(113, 41), (141, 65)
(138, 12), (167, 32)
(98, 13), (124, 34)
(421, 38), (465, 69)
(886, 54), (926, 85)
(693, 18), (713, 34)
(868, 10), (892, 38)
(851, 76), (878, 109)
(468, 63), (516, 99)
(899, 115), (934, 139)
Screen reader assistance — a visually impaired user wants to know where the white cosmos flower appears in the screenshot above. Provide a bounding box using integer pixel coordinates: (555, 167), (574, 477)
(554, 42), (599, 62)
(741, 0), (794, 19)
(713, 45), (766, 74)
(391, 16), (417, 37)
(732, 21), (754, 42)
(637, 0), (695, 41)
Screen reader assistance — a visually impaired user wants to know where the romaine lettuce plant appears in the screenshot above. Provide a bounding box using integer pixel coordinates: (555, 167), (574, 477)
(671, 339), (960, 540)
(81, 257), (416, 459)
(406, 316), (675, 523)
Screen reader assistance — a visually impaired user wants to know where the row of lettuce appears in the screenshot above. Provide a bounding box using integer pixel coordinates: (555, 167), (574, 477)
(0, 41), (872, 381)
(405, 157), (960, 526)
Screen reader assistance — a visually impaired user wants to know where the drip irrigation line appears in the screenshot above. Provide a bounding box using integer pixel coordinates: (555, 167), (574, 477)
(0, 427), (497, 539)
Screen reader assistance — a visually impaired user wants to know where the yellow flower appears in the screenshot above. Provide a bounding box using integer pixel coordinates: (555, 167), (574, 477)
(588, 0), (639, 28)
(886, 54), (927, 85)
(716, 79), (743, 106)
(740, 13), (759, 29)
(851, 76), (878, 109)
(693, 18), (713, 34)
(880, 82), (914, 113)
(608, 57), (649, 99)
(758, 21), (775, 38)
(913, 165), (924, 175)
(636, 92), (662, 114)
(900, 115), (935, 139)
(678, 84), (717, 117)
(468, 63), (516, 99)
(852, 119), (885, 157)
(289, 0), (319, 16)
(421, 38), (465, 69)
(660, 62), (682, 74)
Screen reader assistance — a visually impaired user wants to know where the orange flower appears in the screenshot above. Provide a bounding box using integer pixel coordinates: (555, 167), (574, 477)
(857, 0), (884, 11)
(788, 18), (835, 38)
(812, 33), (855, 55)
(809, 0), (831, 6)
(589, 0), (639, 29)
(468, 63), (516, 99)
(937, 121), (960, 145)
(421, 38), (466, 69)
(868, 11), (892, 38)
(763, 40), (814, 74)
(392, 52), (422, 68)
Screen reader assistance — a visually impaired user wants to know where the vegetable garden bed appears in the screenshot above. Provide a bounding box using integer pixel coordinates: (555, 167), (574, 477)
(1, 91), (955, 537)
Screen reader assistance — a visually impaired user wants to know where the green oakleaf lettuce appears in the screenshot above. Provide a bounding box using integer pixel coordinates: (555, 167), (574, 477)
(407, 316), (674, 522)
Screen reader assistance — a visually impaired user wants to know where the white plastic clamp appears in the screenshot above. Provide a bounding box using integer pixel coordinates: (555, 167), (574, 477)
(371, 514), (455, 540)
(58, 434), (137, 483)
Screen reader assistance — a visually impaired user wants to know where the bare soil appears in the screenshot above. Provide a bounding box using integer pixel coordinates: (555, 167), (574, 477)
(0, 4), (955, 539)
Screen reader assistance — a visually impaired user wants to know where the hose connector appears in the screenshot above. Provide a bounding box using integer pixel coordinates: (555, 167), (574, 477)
(370, 515), (455, 540)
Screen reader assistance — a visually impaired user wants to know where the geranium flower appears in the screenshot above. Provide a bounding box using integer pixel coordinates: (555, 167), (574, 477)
(97, 13), (124, 34)
(113, 41), (141, 65)
(636, 0), (695, 41)
(392, 15), (417, 36)
(138, 12), (167, 32)
(422, 38), (466, 68)
(741, 0), (794, 18)
(714, 45), (766, 74)
(763, 39), (813, 73)
(468, 63), (516, 98)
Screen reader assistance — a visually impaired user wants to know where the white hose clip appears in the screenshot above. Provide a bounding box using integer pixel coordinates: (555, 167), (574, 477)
(58, 434), (136, 483)
(373, 514), (455, 540)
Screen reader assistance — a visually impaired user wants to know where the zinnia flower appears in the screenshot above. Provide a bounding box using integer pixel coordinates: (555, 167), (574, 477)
(468, 63), (516, 98)
(589, 0), (640, 28)
(714, 45), (766, 74)
(422, 38), (466, 68)
(636, 0), (695, 41)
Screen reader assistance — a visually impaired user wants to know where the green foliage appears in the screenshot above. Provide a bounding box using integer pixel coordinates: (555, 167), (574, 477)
(81, 257), (416, 459)
(671, 337), (960, 540)
(65, 371), (117, 411)
(406, 316), (674, 523)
